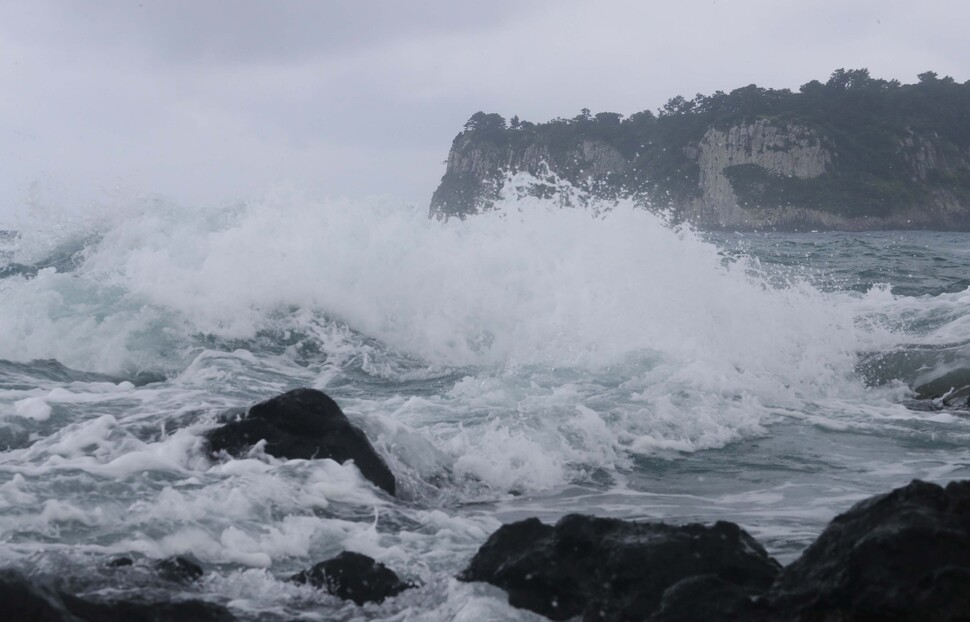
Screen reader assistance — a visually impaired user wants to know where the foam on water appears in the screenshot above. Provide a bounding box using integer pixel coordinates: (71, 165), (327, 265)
(0, 190), (956, 496)
(1, 191), (860, 369)
(3, 188), (970, 619)
(5, 196), (883, 385)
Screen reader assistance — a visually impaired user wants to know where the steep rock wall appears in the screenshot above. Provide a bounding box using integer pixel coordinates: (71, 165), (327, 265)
(688, 121), (833, 228)
(900, 130), (970, 181)
(430, 138), (627, 219)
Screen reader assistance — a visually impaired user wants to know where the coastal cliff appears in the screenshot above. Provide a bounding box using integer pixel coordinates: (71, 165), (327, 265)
(430, 69), (970, 230)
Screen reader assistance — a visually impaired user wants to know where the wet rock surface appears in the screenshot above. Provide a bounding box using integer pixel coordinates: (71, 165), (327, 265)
(651, 574), (770, 622)
(291, 551), (413, 605)
(459, 513), (781, 621)
(0, 570), (74, 622)
(61, 595), (236, 622)
(767, 479), (970, 621)
(0, 568), (235, 622)
(206, 388), (396, 495)
(154, 556), (204, 584)
(460, 480), (970, 621)
(914, 371), (970, 410)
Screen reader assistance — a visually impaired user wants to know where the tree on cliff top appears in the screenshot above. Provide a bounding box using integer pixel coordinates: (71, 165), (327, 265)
(464, 112), (506, 132)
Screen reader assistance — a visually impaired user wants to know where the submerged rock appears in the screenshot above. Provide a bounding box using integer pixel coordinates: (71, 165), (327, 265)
(103, 555), (203, 584)
(154, 556), (204, 584)
(105, 556), (133, 568)
(914, 373), (970, 409)
(291, 551), (413, 605)
(206, 388), (396, 495)
(458, 513), (781, 621)
(768, 479), (970, 621)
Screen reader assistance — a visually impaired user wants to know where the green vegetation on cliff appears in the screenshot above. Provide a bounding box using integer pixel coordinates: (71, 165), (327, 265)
(431, 69), (970, 230)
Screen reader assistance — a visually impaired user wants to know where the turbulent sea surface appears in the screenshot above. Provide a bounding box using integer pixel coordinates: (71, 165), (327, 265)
(2, 193), (970, 619)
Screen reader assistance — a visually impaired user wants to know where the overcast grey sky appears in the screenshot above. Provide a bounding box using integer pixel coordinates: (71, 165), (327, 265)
(1, 0), (967, 215)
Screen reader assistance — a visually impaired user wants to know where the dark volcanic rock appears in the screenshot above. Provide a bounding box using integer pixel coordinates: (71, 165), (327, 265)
(0, 569), (235, 622)
(206, 388), (396, 495)
(768, 479), (970, 621)
(458, 513), (781, 621)
(652, 574), (770, 622)
(62, 594), (235, 622)
(291, 551), (413, 605)
(0, 569), (76, 621)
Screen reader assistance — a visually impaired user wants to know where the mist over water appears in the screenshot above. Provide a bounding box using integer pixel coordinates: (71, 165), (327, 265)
(2, 188), (970, 619)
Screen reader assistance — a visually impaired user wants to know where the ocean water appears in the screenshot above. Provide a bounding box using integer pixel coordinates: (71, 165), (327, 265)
(1, 192), (970, 620)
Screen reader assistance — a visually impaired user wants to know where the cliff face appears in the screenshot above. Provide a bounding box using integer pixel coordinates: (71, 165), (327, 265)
(430, 72), (970, 230)
(431, 120), (970, 230)
(430, 134), (629, 219)
(689, 121), (833, 228)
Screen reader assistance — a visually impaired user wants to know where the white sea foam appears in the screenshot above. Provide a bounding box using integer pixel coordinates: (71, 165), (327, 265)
(12, 396), (52, 421)
(3, 189), (970, 620)
(0, 190), (859, 372)
(0, 189), (947, 486)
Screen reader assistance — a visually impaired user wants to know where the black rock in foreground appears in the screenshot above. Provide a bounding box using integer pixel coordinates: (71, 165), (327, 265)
(0, 570), (72, 621)
(291, 551), (413, 605)
(206, 388), (396, 495)
(460, 480), (970, 621)
(62, 595), (235, 622)
(458, 514), (781, 620)
(768, 479), (970, 621)
(0, 569), (235, 622)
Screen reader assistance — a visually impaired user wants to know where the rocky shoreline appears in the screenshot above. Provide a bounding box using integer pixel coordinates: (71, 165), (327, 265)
(460, 479), (970, 621)
(5, 388), (970, 621)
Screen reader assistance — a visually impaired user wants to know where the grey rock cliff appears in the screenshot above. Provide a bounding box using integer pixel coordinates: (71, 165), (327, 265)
(431, 135), (629, 220)
(689, 121), (832, 228)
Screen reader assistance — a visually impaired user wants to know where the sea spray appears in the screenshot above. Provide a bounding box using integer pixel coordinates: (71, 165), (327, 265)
(2, 185), (970, 619)
(0, 189), (932, 477)
(1, 189), (864, 376)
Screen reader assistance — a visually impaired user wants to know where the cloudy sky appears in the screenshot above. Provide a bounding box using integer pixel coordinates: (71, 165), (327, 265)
(1, 0), (967, 217)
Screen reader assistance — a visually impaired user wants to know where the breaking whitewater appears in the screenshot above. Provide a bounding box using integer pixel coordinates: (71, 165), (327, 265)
(2, 188), (970, 620)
